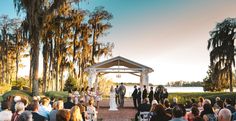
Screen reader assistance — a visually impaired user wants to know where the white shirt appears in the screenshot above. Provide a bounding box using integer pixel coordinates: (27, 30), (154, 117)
(0, 110), (12, 121)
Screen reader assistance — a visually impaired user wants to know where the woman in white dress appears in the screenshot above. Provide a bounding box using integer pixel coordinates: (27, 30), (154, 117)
(109, 85), (118, 111)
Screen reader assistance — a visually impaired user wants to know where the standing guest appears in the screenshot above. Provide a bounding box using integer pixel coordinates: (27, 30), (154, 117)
(11, 101), (25, 121)
(64, 97), (74, 109)
(218, 108), (232, 121)
(137, 88), (142, 107)
(49, 100), (64, 121)
(95, 87), (103, 109)
(162, 88), (168, 100)
(150, 104), (172, 121)
(200, 103), (217, 121)
(142, 85), (148, 99)
(31, 101), (46, 121)
(38, 97), (51, 120)
(131, 85), (138, 109)
(73, 89), (80, 105)
(154, 87), (160, 103)
(84, 86), (90, 104)
(56, 109), (71, 121)
(224, 98), (235, 114)
(115, 85), (120, 105)
(0, 101), (12, 121)
(213, 97), (221, 110)
(118, 83), (126, 108)
(87, 99), (97, 121)
(169, 105), (187, 121)
(148, 86), (154, 104)
(70, 106), (83, 121)
(88, 88), (96, 101)
(18, 111), (32, 121)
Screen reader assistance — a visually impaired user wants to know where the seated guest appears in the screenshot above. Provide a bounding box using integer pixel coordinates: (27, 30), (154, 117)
(193, 116), (204, 121)
(187, 106), (199, 121)
(150, 104), (172, 121)
(178, 104), (187, 120)
(0, 101), (12, 121)
(171, 97), (178, 108)
(64, 97), (74, 109)
(12, 101), (25, 121)
(218, 108), (232, 121)
(56, 109), (71, 121)
(135, 98), (151, 121)
(31, 101), (46, 121)
(70, 106), (83, 121)
(18, 111), (33, 121)
(200, 103), (217, 121)
(164, 99), (172, 115)
(49, 100), (64, 121)
(38, 97), (51, 120)
(213, 97), (221, 110)
(170, 105), (187, 121)
(224, 98), (235, 114)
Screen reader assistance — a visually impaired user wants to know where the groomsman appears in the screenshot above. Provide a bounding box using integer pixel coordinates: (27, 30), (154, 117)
(142, 85), (148, 99)
(148, 86), (154, 104)
(137, 88), (141, 107)
(131, 85), (138, 109)
(115, 85), (120, 105)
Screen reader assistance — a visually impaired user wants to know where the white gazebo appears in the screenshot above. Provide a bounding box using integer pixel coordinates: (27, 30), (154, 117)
(85, 56), (154, 92)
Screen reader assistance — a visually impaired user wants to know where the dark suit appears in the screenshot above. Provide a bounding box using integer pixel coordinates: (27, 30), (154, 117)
(64, 101), (75, 109)
(142, 88), (147, 99)
(137, 90), (142, 107)
(135, 102), (151, 121)
(32, 112), (46, 121)
(132, 88), (138, 108)
(148, 90), (153, 104)
(226, 105), (236, 113)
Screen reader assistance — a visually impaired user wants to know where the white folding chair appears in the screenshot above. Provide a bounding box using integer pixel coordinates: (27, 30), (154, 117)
(138, 111), (150, 121)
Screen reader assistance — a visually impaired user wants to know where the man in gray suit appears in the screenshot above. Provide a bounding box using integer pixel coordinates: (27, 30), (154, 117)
(118, 82), (126, 108)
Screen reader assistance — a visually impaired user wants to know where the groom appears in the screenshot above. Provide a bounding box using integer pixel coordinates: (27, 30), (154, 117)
(118, 82), (126, 108)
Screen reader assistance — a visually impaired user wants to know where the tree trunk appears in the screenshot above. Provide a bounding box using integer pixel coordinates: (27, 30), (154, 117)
(15, 35), (19, 83)
(92, 28), (97, 64)
(32, 32), (40, 96)
(229, 69), (233, 92)
(42, 41), (49, 93)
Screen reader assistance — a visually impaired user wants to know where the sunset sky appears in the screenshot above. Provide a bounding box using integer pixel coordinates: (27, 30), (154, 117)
(1, 0), (236, 85)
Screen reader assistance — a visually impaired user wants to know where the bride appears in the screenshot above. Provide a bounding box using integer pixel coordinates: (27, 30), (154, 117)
(109, 85), (118, 111)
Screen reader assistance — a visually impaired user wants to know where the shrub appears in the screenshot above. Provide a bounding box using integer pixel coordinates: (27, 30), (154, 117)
(45, 91), (68, 101)
(98, 77), (114, 96)
(12, 77), (29, 90)
(2, 90), (32, 102)
(64, 75), (77, 91)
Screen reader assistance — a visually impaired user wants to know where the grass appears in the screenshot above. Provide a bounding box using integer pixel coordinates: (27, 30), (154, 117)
(168, 92), (236, 104)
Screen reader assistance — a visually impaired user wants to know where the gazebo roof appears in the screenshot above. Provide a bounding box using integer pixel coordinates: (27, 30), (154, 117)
(86, 56), (154, 73)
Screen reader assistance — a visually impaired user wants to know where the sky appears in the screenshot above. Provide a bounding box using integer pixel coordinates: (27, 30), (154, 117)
(1, 0), (236, 85)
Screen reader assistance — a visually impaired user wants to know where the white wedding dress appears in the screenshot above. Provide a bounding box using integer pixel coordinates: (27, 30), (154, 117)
(109, 90), (118, 111)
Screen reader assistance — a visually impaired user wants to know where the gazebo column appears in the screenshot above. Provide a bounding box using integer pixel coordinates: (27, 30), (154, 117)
(140, 69), (149, 92)
(88, 68), (97, 89)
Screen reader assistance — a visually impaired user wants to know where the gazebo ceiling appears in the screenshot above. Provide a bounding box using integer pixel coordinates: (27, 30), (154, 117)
(86, 56), (154, 73)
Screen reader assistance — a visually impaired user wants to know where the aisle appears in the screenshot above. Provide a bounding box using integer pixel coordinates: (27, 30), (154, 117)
(97, 98), (137, 121)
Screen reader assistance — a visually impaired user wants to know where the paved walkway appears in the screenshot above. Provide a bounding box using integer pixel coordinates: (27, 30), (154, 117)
(97, 98), (137, 121)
